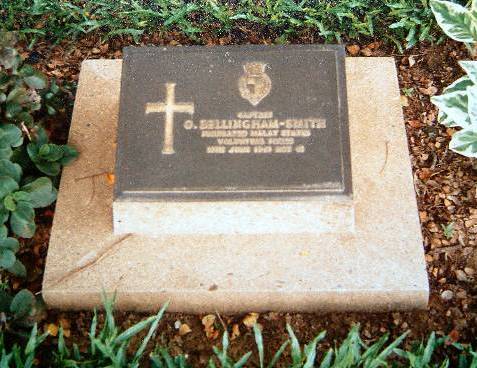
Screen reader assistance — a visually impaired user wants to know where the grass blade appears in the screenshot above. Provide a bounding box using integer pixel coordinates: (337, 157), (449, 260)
(132, 301), (169, 365)
(253, 324), (264, 368)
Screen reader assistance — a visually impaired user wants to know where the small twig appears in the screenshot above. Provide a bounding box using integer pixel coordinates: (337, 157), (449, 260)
(429, 245), (461, 255)
(215, 310), (227, 333)
(75, 170), (110, 182)
(85, 175), (96, 207)
(49, 234), (132, 287)
(429, 169), (445, 179)
(379, 140), (389, 174)
(20, 122), (32, 141)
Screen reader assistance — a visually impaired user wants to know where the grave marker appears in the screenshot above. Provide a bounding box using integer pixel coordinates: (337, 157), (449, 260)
(42, 46), (429, 313)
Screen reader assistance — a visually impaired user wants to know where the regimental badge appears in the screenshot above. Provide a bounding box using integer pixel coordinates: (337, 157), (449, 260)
(238, 62), (271, 106)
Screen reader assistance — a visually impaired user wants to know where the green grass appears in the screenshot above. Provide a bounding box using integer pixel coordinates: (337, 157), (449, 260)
(1, 298), (476, 367)
(0, 0), (466, 50)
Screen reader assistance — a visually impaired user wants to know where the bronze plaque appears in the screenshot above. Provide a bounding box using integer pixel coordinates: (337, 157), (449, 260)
(115, 45), (351, 200)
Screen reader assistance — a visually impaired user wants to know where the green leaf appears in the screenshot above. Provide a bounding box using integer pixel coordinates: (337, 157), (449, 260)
(19, 64), (35, 75)
(0, 204), (8, 224)
(131, 302), (169, 366)
(60, 145), (78, 166)
(10, 289), (34, 320)
(0, 70), (8, 84)
(27, 141), (64, 176)
(25, 324), (49, 358)
(320, 349), (333, 368)
(233, 352), (252, 368)
(0, 124), (23, 147)
(16, 111), (34, 125)
(116, 315), (157, 343)
(449, 129), (477, 157)
(286, 324), (302, 366)
(13, 191), (31, 202)
(0, 159), (22, 183)
(0, 248), (15, 268)
(10, 201), (35, 238)
(27, 142), (39, 161)
(0, 145), (12, 160)
(0, 47), (18, 69)
(0, 236), (19, 252)
(423, 332), (437, 364)
(21, 177), (56, 208)
(20, 65), (47, 90)
(33, 127), (48, 146)
(254, 324), (264, 368)
(467, 85), (477, 125)
(0, 225), (6, 239)
(431, 90), (470, 128)
(5, 101), (22, 119)
(24, 74), (47, 90)
(374, 331), (409, 364)
(34, 160), (61, 176)
(6, 86), (28, 104)
(4, 194), (16, 211)
(46, 105), (56, 115)
(0, 175), (19, 199)
(438, 75), (473, 126)
(0, 289), (13, 312)
(0, 70), (9, 86)
(303, 331), (326, 368)
(268, 341), (290, 368)
(50, 80), (59, 94)
(39, 144), (64, 161)
(459, 61), (477, 84)
(7, 259), (26, 277)
(430, 0), (477, 43)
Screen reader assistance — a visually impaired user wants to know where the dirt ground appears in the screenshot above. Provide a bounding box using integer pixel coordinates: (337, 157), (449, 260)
(9, 31), (477, 365)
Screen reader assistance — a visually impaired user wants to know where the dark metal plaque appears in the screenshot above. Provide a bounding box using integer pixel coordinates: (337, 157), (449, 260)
(115, 45), (351, 201)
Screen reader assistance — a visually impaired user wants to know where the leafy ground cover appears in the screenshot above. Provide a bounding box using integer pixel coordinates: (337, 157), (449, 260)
(1, 0), (477, 366)
(0, 0), (467, 50)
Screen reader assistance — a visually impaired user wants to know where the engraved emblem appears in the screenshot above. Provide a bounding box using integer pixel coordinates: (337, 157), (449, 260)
(238, 62), (271, 106)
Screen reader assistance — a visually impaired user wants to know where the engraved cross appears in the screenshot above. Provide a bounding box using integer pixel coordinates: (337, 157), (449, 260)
(145, 83), (194, 154)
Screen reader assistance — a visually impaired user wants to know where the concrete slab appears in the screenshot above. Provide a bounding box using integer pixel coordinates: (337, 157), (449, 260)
(42, 57), (429, 313)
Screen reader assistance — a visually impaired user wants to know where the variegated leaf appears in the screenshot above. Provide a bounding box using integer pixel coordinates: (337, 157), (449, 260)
(431, 90), (470, 128)
(467, 85), (477, 125)
(443, 75), (472, 94)
(449, 129), (477, 157)
(459, 60), (477, 84)
(430, 0), (477, 43)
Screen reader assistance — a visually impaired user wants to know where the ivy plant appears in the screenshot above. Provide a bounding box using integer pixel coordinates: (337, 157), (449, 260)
(0, 223), (24, 277)
(0, 33), (77, 239)
(27, 126), (78, 176)
(0, 288), (45, 336)
(430, 0), (477, 157)
(0, 125), (57, 238)
(0, 162), (57, 238)
(0, 32), (77, 335)
(0, 123), (23, 160)
(0, 41), (43, 126)
(0, 226), (22, 277)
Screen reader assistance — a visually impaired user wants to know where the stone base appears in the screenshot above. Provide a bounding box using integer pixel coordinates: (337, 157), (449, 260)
(42, 57), (429, 313)
(113, 197), (354, 236)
